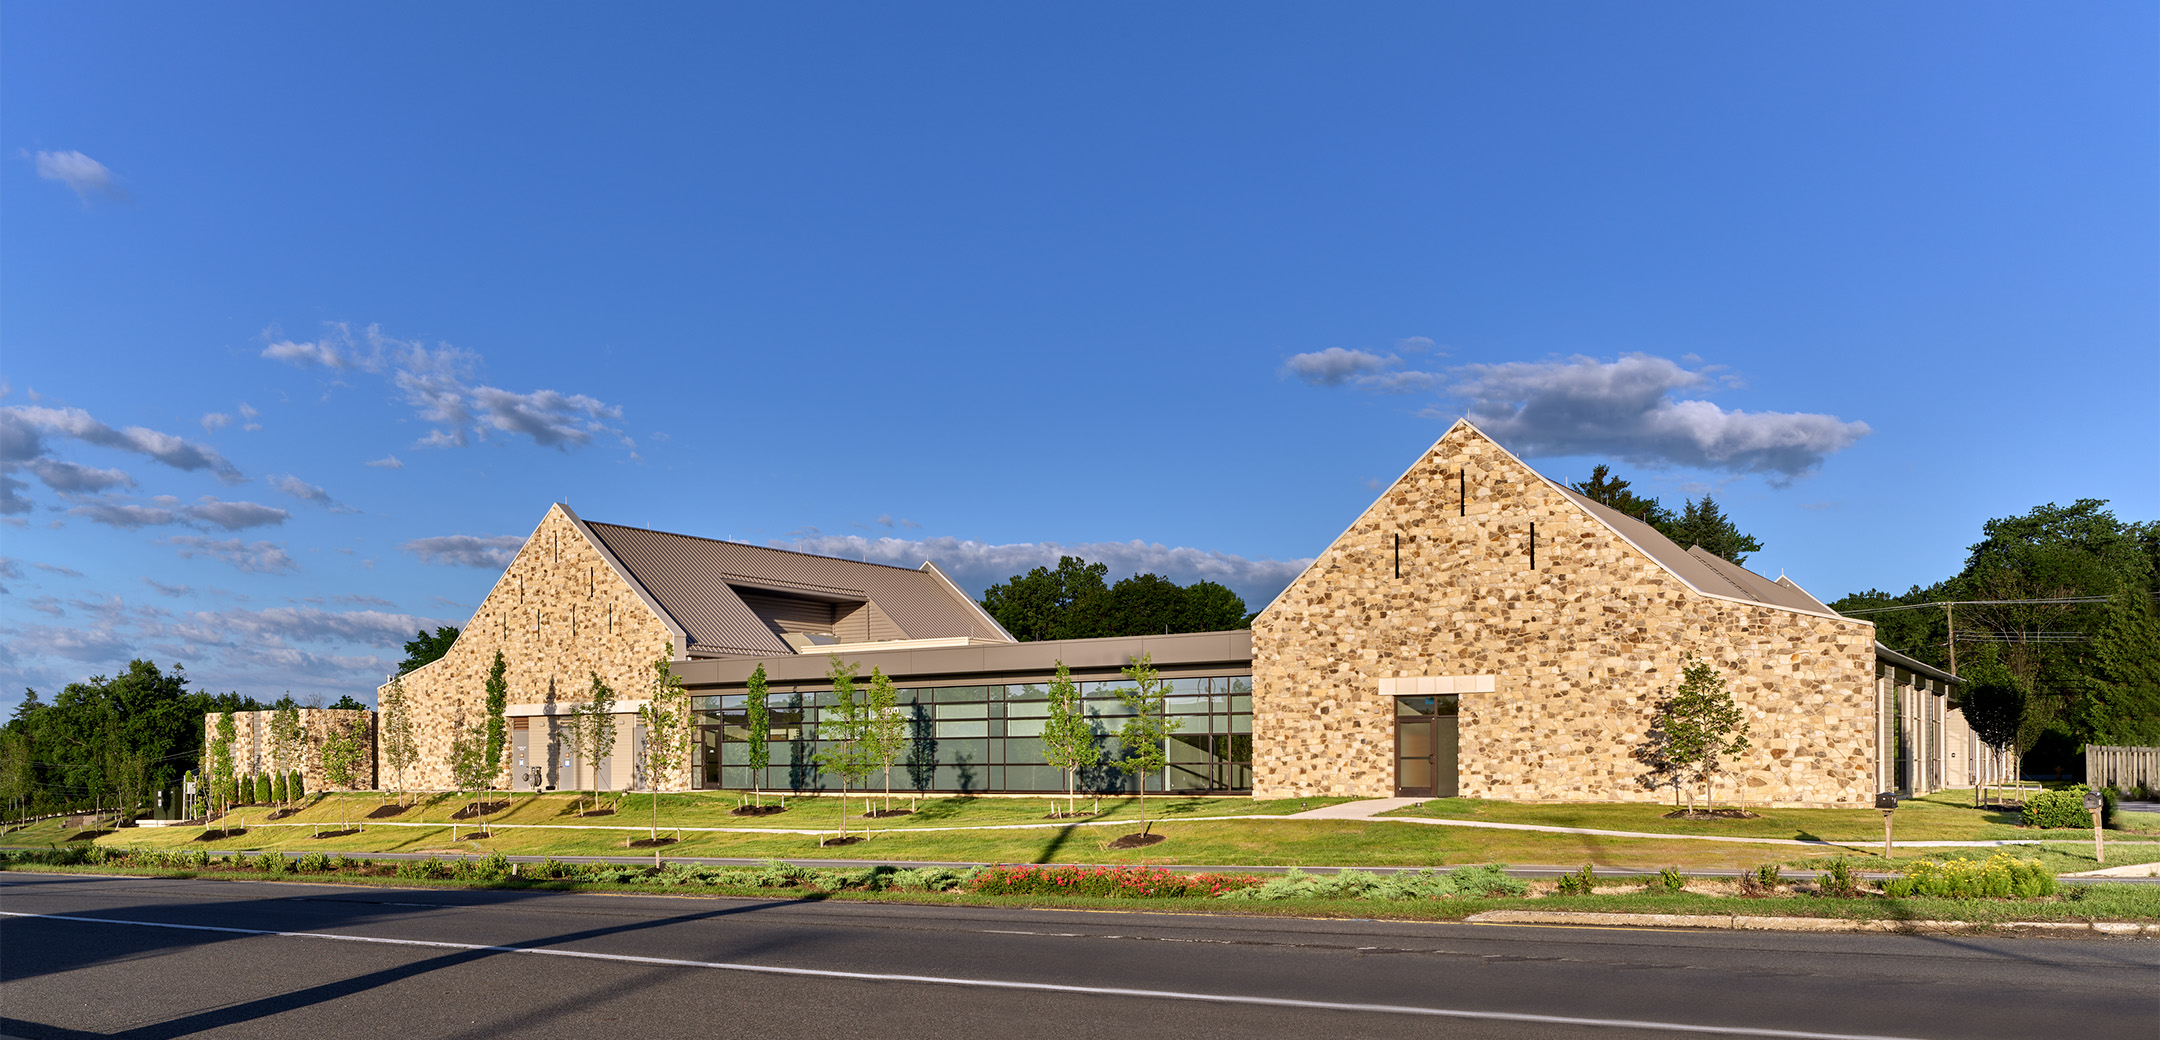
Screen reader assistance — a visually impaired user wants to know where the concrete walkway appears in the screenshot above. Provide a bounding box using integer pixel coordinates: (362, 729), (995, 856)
(1283, 797), (1427, 819)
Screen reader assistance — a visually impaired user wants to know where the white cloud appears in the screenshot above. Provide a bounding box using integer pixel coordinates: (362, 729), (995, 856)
(1, 405), (242, 482)
(1281, 348), (1439, 393)
(365, 454), (404, 469)
(268, 474), (357, 513)
(779, 533), (1311, 608)
(0, 475), (29, 515)
(33, 150), (127, 203)
(34, 563), (82, 577)
(183, 496), (290, 531)
(201, 412), (233, 432)
(25, 458), (133, 494)
(142, 578), (193, 597)
(69, 499), (180, 529)
(1445, 354), (1871, 483)
(400, 534), (524, 569)
(262, 322), (629, 452)
(165, 535), (298, 574)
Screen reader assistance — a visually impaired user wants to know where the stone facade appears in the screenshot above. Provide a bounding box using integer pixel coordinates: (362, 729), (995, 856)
(377, 504), (685, 791)
(202, 708), (376, 792)
(1251, 422), (1880, 808)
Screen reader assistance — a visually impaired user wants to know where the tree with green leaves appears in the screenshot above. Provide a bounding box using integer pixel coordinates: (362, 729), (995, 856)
(1663, 495), (1763, 566)
(207, 710), (237, 820)
(2079, 588), (2160, 747)
(318, 714), (367, 832)
(638, 646), (691, 842)
(1571, 464), (1674, 526)
(1648, 655), (1751, 811)
(813, 658), (878, 839)
(864, 667), (907, 813)
(379, 675), (418, 806)
(269, 702), (304, 804)
(328, 694), (368, 711)
(1960, 663), (2025, 808)
(255, 772), (272, 804)
(272, 770), (289, 804)
(483, 650), (510, 788)
(289, 768), (305, 802)
(0, 729), (32, 821)
(448, 712), (494, 827)
(397, 626), (460, 675)
(1112, 653), (1182, 837)
(572, 671), (618, 815)
(980, 556), (1110, 641)
(744, 664), (771, 807)
(1040, 660), (1099, 816)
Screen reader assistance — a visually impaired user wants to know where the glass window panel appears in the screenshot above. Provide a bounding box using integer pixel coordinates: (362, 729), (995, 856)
(1005, 700), (1051, 718)
(1399, 722), (1433, 757)
(935, 701), (987, 720)
(1222, 677), (1252, 696)
(1007, 683), (1048, 701)
(987, 718), (1004, 738)
(1088, 702), (1133, 719)
(936, 720), (988, 738)
(940, 738), (990, 764)
(1226, 714), (1251, 734)
(1005, 717), (1047, 738)
(1002, 737), (1048, 763)
(934, 685), (989, 704)
(1166, 696), (1209, 715)
(1079, 681), (1123, 697)
(1167, 677), (1204, 696)
(1228, 695), (1251, 714)
(1399, 758), (1434, 789)
(720, 742), (748, 766)
(1437, 694), (1460, 717)
(1004, 764), (1063, 791)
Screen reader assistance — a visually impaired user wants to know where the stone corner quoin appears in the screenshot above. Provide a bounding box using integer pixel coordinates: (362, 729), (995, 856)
(1249, 421), (1878, 807)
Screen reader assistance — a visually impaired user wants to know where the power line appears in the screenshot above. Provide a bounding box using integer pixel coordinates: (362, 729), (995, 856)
(1837, 596), (2116, 616)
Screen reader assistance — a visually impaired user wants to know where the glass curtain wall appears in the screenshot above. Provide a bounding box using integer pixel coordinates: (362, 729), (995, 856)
(693, 675), (1252, 794)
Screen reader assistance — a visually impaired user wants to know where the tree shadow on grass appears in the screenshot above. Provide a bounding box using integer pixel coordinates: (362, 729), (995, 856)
(1032, 824), (1080, 864)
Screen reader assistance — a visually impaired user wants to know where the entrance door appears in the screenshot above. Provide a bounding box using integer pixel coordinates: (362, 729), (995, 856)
(1394, 695), (1460, 798)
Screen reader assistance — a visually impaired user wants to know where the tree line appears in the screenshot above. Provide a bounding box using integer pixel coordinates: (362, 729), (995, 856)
(1830, 499), (2159, 773)
(978, 556), (1252, 642)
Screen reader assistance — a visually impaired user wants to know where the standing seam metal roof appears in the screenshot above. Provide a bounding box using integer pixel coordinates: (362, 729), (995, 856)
(581, 521), (1005, 657)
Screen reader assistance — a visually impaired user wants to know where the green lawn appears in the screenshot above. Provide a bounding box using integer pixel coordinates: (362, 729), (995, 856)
(12, 787), (2155, 874)
(1378, 789), (2160, 843)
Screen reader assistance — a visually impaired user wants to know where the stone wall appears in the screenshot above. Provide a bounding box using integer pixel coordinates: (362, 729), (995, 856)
(201, 708), (375, 792)
(377, 504), (685, 791)
(1251, 422), (1879, 808)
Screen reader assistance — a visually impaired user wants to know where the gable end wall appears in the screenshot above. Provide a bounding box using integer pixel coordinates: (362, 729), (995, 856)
(1251, 424), (1878, 807)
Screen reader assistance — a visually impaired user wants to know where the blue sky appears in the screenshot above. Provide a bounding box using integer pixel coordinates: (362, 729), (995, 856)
(4, 4), (2154, 710)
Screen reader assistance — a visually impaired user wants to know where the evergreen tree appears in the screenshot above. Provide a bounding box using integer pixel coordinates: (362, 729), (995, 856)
(2081, 588), (2160, 746)
(744, 663), (771, 806)
(1571, 464), (1674, 526)
(207, 710), (237, 819)
(483, 650), (510, 787)
(397, 626), (460, 675)
(1662, 494), (1764, 566)
(269, 702), (303, 802)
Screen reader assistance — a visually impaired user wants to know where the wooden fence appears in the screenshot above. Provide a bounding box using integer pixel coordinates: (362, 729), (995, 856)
(2087, 745), (2160, 794)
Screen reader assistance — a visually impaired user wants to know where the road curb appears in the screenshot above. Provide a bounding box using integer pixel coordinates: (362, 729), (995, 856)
(1464, 909), (2160, 935)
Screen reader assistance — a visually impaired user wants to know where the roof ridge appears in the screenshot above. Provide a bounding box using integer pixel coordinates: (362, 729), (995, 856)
(583, 520), (933, 575)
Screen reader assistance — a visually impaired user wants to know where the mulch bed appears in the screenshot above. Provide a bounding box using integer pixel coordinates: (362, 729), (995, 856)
(193, 829), (246, 841)
(266, 807), (303, 821)
(1662, 808), (1762, 820)
(863, 809), (914, 819)
(576, 809), (616, 818)
(729, 805), (788, 817)
(367, 804), (411, 819)
(627, 836), (678, 849)
(819, 836), (866, 847)
(310, 828), (361, 840)
(459, 831), (493, 840)
(1105, 832), (1166, 850)
(65, 829), (115, 842)
(1043, 812), (1096, 820)
(450, 801), (512, 820)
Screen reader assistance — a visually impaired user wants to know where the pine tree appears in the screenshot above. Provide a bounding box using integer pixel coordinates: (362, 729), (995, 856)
(483, 651), (510, 787)
(1662, 495), (1764, 566)
(2081, 589), (2160, 746)
(207, 711), (237, 821)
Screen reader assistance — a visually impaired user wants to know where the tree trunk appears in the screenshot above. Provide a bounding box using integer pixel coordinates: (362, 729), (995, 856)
(1067, 769), (1076, 817)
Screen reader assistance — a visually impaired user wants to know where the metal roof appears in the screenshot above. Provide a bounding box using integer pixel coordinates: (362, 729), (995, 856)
(579, 520), (1010, 658)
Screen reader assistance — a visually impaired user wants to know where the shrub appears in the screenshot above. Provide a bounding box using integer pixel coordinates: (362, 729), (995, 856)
(2022, 786), (2114, 829)
(291, 770), (306, 801)
(1816, 858), (1860, 898)
(394, 857), (449, 880)
(255, 774), (273, 804)
(1754, 863), (1782, 888)
(295, 852), (332, 874)
(1880, 853), (2055, 899)
(254, 852), (292, 874)
(272, 772), (289, 804)
(1643, 866), (1687, 894)
(454, 853), (512, 881)
(1219, 865), (1524, 903)
(1553, 864), (1598, 896)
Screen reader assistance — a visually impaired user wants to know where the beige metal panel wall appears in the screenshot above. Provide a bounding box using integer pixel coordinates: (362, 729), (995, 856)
(738, 590), (839, 634)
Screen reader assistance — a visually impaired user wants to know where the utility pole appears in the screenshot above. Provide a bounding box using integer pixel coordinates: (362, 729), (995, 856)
(1944, 602), (1956, 675)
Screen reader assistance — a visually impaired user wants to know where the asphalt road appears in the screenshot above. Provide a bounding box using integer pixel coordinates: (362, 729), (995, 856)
(1, 874), (2153, 1040)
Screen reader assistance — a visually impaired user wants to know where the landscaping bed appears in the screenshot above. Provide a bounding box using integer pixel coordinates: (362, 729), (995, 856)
(6, 846), (2154, 928)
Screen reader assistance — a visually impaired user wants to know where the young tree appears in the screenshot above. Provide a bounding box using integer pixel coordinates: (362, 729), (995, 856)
(1113, 653), (1182, 836)
(272, 771), (289, 804)
(318, 714), (367, 832)
(255, 772), (272, 805)
(269, 702), (304, 804)
(744, 664), (771, 807)
(864, 667), (906, 813)
(448, 713), (494, 827)
(1961, 667), (2025, 808)
(483, 650), (510, 788)
(637, 646), (691, 842)
(1649, 655), (1752, 810)
(379, 675), (418, 806)
(207, 710), (237, 820)
(1040, 660), (1099, 816)
(571, 671), (619, 815)
(812, 658), (877, 838)
(290, 769), (305, 801)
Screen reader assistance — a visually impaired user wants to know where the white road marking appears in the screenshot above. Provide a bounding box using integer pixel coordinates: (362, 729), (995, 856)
(0, 910), (1929, 1040)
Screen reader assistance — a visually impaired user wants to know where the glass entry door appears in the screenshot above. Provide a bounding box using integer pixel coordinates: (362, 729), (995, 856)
(1394, 695), (1459, 798)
